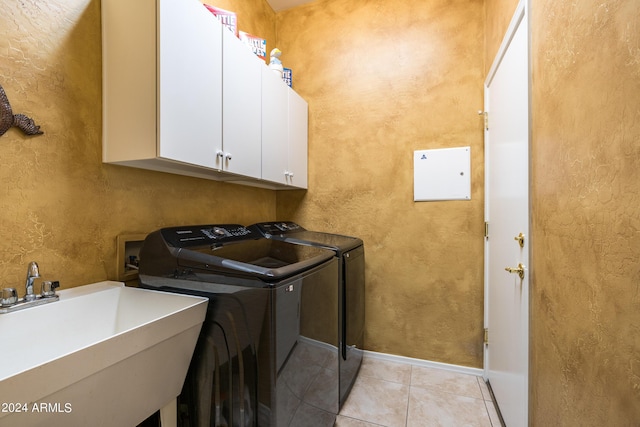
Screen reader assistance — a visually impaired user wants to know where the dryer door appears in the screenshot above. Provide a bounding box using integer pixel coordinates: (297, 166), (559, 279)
(179, 291), (263, 427)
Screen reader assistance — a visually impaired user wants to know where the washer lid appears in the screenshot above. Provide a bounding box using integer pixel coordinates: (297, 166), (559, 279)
(175, 237), (334, 282)
(251, 222), (363, 252)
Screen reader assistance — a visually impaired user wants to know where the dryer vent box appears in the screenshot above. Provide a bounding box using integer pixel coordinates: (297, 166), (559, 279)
(414, 146), (471, 201)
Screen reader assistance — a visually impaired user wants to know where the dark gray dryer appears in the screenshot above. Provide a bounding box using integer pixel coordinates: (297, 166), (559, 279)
(138, 224), (340, 427)
(250, 222), (365, 407)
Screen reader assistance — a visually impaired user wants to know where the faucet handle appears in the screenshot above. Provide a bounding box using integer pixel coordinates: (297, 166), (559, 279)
(41, 281), (60, 298)
(1, 288), (18, 306)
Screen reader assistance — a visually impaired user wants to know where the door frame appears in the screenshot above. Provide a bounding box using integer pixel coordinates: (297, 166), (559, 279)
(483, 0), (531, 424)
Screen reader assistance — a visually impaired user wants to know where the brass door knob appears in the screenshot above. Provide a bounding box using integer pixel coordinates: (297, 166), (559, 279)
(505, 263), (526, 280)
(514, 233), (525, 248)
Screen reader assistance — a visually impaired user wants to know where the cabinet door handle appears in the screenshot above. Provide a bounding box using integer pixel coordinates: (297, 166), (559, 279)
(216, 150), (224, 158)
(225, 153), (232, 160)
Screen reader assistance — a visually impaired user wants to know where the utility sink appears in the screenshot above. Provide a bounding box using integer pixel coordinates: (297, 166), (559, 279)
(0, 281), (207, 427)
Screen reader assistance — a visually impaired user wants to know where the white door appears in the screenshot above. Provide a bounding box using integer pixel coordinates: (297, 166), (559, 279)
(484, 1), (529, 426)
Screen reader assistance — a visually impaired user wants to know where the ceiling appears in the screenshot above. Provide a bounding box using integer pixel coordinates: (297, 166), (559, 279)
(266, 0), (314, 12)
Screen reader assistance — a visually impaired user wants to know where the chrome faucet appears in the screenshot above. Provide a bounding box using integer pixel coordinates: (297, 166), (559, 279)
(0, 261), (59, 314)
(24, 261), (40, 302)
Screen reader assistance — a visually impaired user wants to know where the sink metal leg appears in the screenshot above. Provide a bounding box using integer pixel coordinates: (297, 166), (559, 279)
(159, 398), (177, 427)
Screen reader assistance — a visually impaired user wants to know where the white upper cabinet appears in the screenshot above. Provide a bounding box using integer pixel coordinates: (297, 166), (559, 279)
(102, 0), (225, 178)
(220, 29), (262, 179)
(158, 0), (222, 168)
(102, 0), (307, 189)
(261, 68), (308, 189)
(261, 67), (289, 185)
(288, 89), (308, 189)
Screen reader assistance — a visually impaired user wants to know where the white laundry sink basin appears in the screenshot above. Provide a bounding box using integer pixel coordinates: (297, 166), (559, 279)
(0, 281), (207, 427)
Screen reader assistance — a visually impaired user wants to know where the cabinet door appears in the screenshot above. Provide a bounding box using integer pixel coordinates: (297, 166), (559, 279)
(221, 29), (262, 178)
(261, 68), (289, 185)
(158, 0), (222, 168)
(287, 89), (308, 189)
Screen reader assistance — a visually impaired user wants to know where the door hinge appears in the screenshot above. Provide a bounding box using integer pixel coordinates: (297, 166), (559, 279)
(478, 110), (488, 130)
(484, 328), (489, 344)
(484, 222), (489, 239)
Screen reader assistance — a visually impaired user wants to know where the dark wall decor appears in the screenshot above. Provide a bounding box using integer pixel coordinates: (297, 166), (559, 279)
(0, 84), (43, 137)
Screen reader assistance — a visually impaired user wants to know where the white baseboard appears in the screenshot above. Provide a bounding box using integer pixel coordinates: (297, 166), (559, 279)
(363, 350), (484, 377)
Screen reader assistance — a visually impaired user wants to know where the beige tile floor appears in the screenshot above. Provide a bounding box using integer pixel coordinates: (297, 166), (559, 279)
(336, 356), (502, 427)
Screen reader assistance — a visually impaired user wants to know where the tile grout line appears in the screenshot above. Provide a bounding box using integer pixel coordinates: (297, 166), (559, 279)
(478, 376), (499, 427)
(338, 413), (388, 427)
(407, 363), (488, 427)
(350, 358), (494, 427)
(477, 376), (490, 426)
(405, 364), (413, 427)
(408, 370), (487, 401)
(484, 399), (496, 427)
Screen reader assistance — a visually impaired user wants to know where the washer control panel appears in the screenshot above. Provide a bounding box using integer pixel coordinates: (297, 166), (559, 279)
(253, 221), (304, 235)
(161, 224), (254, 248)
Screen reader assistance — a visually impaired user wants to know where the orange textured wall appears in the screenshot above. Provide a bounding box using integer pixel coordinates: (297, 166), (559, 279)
(275, 0), (486, 367)
(0, 0), (275, 290)
(530, 0), (640, 424)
